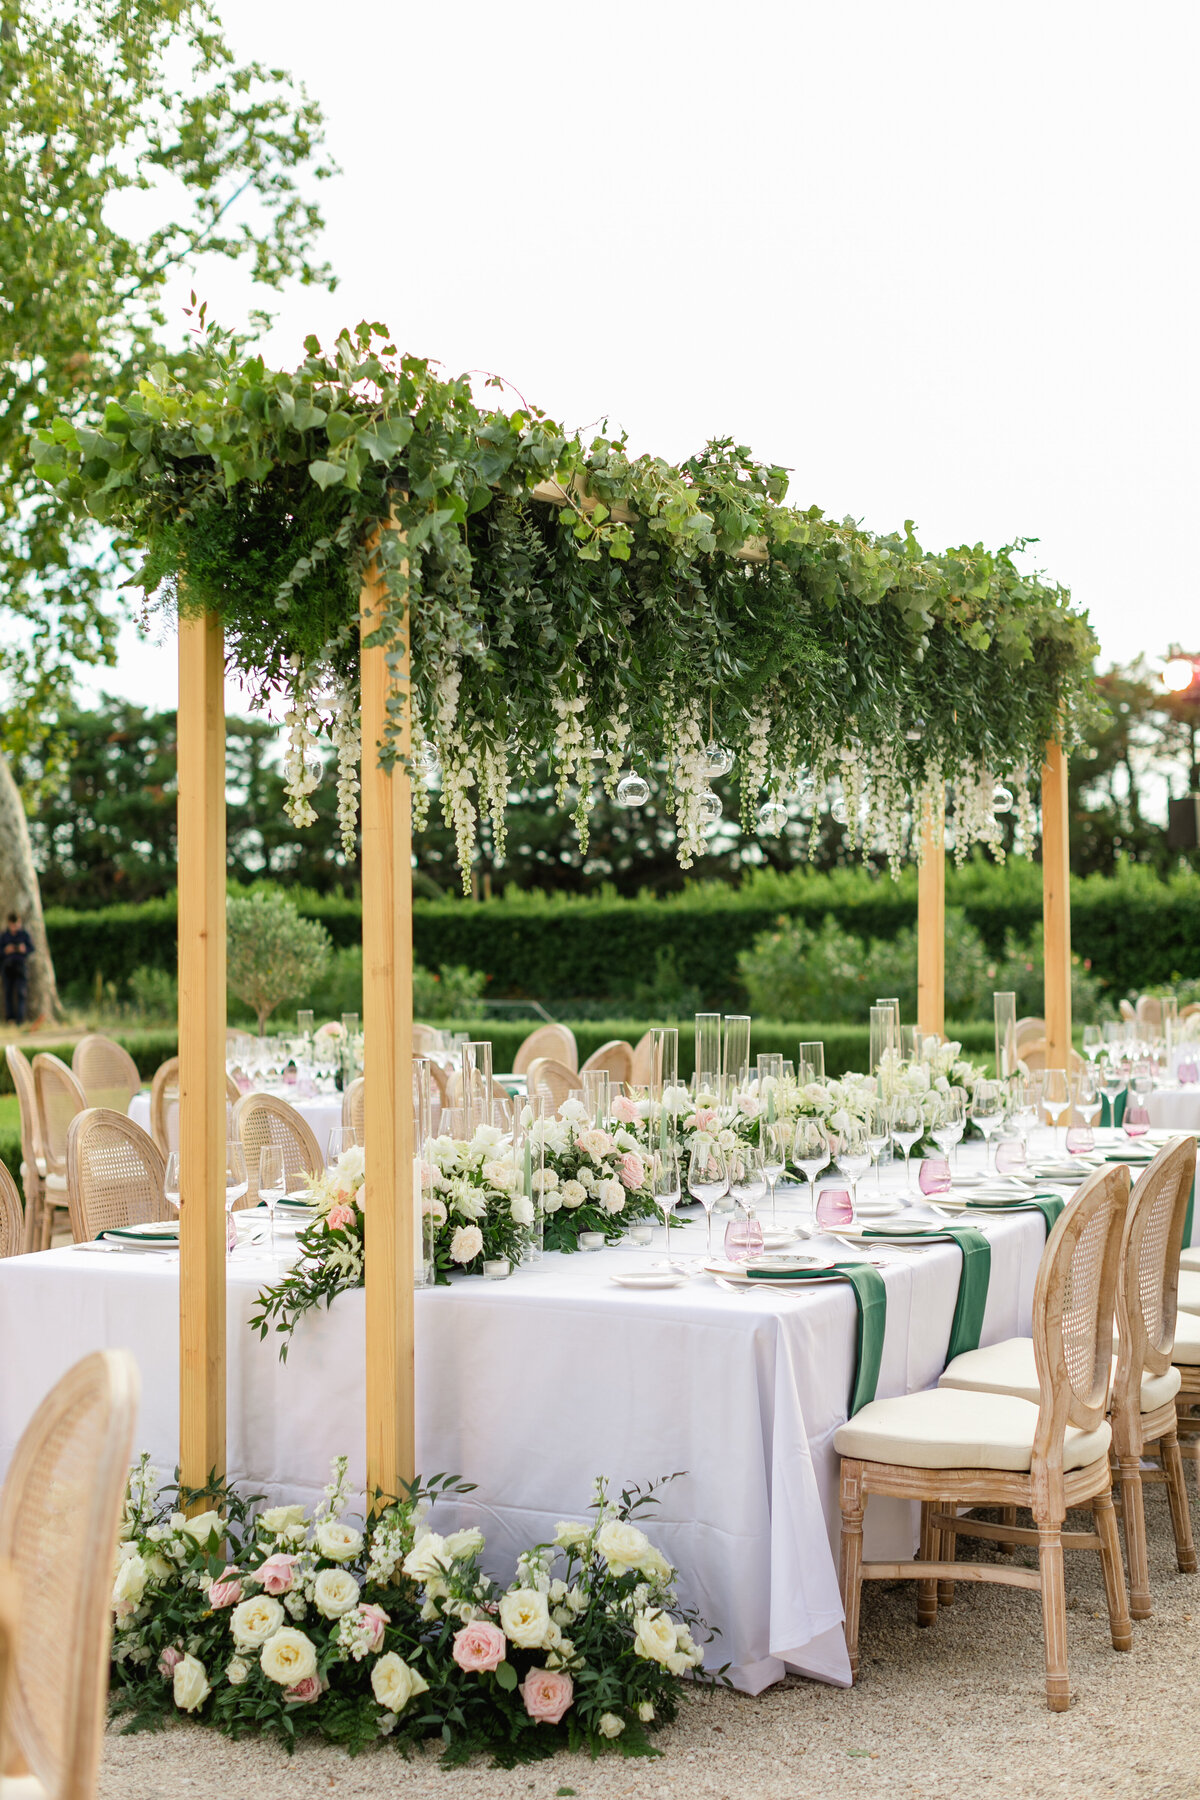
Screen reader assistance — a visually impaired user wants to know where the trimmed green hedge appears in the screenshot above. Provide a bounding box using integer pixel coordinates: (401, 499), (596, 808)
(0, 1029), (179, 1097)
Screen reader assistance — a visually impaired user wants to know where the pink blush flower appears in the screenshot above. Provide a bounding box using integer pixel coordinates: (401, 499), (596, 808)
(452, 1620), (506, 1673)
(693, 1108), (718, 1133)
(327, 1203), (356, 1230)
(611, 1095), (639, 1124)
(208, 1567), (242, 1609)
(158, 1646), (183, 1678)
(357, 1602), (390, 1651)
(520, 1666), (573, 1725)
(284, 1675), (321, 1704)
(617, 1151), (645, 1190)
(258, 1553), (298, 1594)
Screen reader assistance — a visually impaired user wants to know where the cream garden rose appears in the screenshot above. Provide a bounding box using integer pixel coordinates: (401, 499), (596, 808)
(596, 1519), (655, 1576)
(231, 1594), (285, 1649)
(499, 1588), (551, 1648)
(314, 1520), (363, 1562)
(633, 1607), (678, 1666)
(172, 1652), (210, 1713)
(313, 1567), (361, 1618)
(261, 1626), (318, 1687)
(370, 1651), (429, 1713)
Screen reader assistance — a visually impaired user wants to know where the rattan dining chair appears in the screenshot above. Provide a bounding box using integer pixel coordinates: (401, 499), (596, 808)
(580, 1039), (635, 1089)
(412, 1023), (443, 1056)
(1119, 998), (1137, 1023)
(31, 1056), (86, 1252)
(524, 1056), (585, 1115)
(629, 1029), (661, 1090)
(232, 1092), (323, 1207)
(1018, 1038), (1085, 1079)
(69, 1035), (140, 1114)
(66, 1110), (171, 1243)
(0, 1162), (25, 1259)
(0, 1348), (139, 1799)
(148, 1057), (179, 1157)
(1135, 995), (1163, 1031)
(342, 1076), (365, 1142)
(1014, 1016), (1045, 1052)
(0, 1554), (17, 1774)
(513, 1024), (578, 1076)
(6, 1047), (45, 1256)
(836, 1163), (1131, 1711)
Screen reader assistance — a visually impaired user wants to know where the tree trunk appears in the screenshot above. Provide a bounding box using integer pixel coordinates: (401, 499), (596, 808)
(0, 755), (60, 1023)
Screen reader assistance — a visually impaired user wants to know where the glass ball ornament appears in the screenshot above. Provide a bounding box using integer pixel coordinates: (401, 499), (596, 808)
(830, 795), (848, 825)
(415, 742), (440, 777)
(616, 772), (650, 807)
(697, 787), (723, 825)
(992, 784), (1015, 815)
(904, 716), (926, 742)
(757, 800), (789, 836)
(702, 741), (735, 778)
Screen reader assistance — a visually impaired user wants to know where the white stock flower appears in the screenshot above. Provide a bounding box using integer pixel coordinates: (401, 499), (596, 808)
(499, 1588), (551, 1648)
(450, 1224), (484, 1264)
(172, 1653), (210, 1713)
(313, 1567), (361, 1618)
(315, 1519), (363, 1562)
(260, 1627), (318, 1686)
(371, 1651), (429, 1713)
(231, 1594), (285, 1649)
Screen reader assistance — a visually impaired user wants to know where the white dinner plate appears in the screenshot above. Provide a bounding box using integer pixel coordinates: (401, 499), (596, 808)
(609, 1270), (689, 1289)
(705, 1254), (834, 1283)
(759, 1228), (801, 1249)
(853, 1196), (905, 1218)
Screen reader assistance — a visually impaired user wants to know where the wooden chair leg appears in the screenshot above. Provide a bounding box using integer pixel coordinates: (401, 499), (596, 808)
(1161, 1430), (1199, 1574)
(1037, 1524), (1070, 1711)
(937, 1501), (957, 1606)
(20, 1184), (38, 1256)
(39, 1196), (54, 1253)
(995, 1503), (1018, 1554)
(917, 1501), (939, 1626)
(1118, 1454), (1151, 1621)
(839, 1461), (865, 1680)
(1094, 1488), (1133, 1652)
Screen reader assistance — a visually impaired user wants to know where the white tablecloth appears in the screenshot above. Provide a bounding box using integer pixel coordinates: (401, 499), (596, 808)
(1148, 1089), (1200, 1133)
(0, 1165), (1045, 1694)
(129, 1091), (344, 1161)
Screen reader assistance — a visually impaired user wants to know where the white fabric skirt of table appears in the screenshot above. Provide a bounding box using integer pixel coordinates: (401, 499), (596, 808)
(1148, 1088), (1200, 1133)
(0, 1186), (1045, 1695)
(128, 1091), (344, 1161)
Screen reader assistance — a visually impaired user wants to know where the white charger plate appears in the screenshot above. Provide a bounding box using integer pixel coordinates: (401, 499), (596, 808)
(609, 1270), (689, 1290)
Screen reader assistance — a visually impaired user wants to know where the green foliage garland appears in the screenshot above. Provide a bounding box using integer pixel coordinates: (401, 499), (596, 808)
(37, 322), (1098, 886)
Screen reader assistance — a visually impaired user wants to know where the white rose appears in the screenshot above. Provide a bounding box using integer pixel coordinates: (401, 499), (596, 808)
(676, 1623), (704, 1667)
(471, 1124), (504, 1153)
(181, 1510), (222, 1544)
(633, 1608), (677, 1665)
(231, 1594), (284, 1649)
(543, 1191), (562, 1213)
(370, 1651), (429, 1713)
(226, 1656), (250, 1685)
(402, 1531), (448, 1583)
(172, 1652), (210, 1713)
(260, 1626), (318, 1686)
(499, 1588), (551, 1648)
(554, 1521), (592, 1549)
(483, 1158), (519, 1191)
(576, 1167), (596, 1192)
(559, 1098), (587, 1122)
(638, 1700), (655, 1721)
(259, 1504), (306, 1535)
(614, 1129), (639, 1151)
(315, 1520), (363, 1562)
(112, 1552), (147, 1612)
(716, 1128), (738, 1151)
(509, 1194), (534, 1227)
(598, 1712), (625, 1738)
(828, 1108), (851, 1133)
(559, 1180), (586, 1209)
(313, 1567), (361, 1618)
(639, 1544), (673, 1584)
(443, 1527), (485, 1560)
(532, 1167), (559, 1192)
(596, 1519), (652, 1576)
(598, 1179), (625, 1215)
(336, 1143), (365, 1184)
(450, 1224), (484, 1264)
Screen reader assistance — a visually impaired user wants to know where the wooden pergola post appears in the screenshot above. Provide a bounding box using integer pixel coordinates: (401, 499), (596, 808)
(917, 786), (945, 1039)
(359, 535), (415, 1504)
(1041, 738), (1072, 1071)
(177, 613), (227, 1492)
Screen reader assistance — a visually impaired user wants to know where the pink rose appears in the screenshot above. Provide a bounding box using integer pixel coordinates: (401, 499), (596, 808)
(520, 1666), (573, 1725)
(617, 1151), (644, 1190)
(452, 1620), (506, 1673)
(258, 1553), (298, 1594)
(611, 1095), (639, 1124)
(327, 1203), (356, 1230)
(284, 1675), (321, 1704)
(693, 1108), (718, 1133)
(158, 1645), (183, 1678)
(208, 1566), (242, 1609)
(356, 1602), (390, 1652)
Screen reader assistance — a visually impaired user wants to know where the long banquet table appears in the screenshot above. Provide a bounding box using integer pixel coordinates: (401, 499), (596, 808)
(0, 1148), (1056, 1694)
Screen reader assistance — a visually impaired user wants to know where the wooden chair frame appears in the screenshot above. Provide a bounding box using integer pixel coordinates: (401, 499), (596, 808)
(31, 1054), (87, 1252)
(66, 1109), (171, 1243)
(839, 1163), (1132, 1711)
(149, 1055), (180, 1157)
(6, 1046), (44, 1256)
(0, 1162), (25, 1259)
(70, 1034), (140, 1112)
(232, 1091), (324, 1206)
(512, 1024), (578, 1076)
(524, 1055), (584, 1115)
(580, 1038), (634, 1089)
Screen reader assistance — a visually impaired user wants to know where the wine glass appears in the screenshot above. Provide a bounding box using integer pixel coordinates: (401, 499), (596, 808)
(969, 1080), (1004, 1170)
(831, 1122), (871, 1221)
(760, 1120), (787, 1225)
(1099, 1062), (1127, 1139)
(866, 1099), (892, 1190)
(1082, 1025), (1103, 1065)
(224, 1142), (247, 1257)
(327, 1125), (356, 1164)
(259, 1145), (285, 1260)
(727, 1143), (767, 1260)
(687, 1139), (729, 1258)
(890, 1099), (924, 1192)
(1072, 1068), (1101, 1133)
(792, 1118), (830, 1229)
(931, 1092), (965, 1175)
(1125, 1073), (1152, 1141)
(164, 1151), (181, 1215)
(1040, 1069), (1071, 1156)
(651, 1147), (682, 1264)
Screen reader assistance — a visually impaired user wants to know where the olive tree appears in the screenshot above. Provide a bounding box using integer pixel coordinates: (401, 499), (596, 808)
(226, 891), (332, 1036)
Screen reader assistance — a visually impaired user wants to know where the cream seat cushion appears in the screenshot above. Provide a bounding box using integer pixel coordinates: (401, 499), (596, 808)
(834, 1386), (1111, 1472)
(940, 1335), (1181, 1413)
(1, 1777), (48, 1796)
(1180, 1247), (1200, 1273)
(1170, 1311), (1200, 1365)
(1176, 1271), (1200, 1315)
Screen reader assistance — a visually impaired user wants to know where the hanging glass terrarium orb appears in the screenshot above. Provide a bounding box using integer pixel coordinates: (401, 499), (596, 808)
(757, 800), (789, 836)
(702, 742), (735, 778)
(615, 772), (650, 807)
(992, 785), (1015, 815)
(415, 742), (440, 777)
(697, 787), (723, 824)
(904, 716), (926, 742)
(829, 794), (848, 825)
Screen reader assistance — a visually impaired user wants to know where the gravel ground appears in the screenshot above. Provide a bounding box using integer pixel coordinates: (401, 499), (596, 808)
(100, 1485), (1200, 1800)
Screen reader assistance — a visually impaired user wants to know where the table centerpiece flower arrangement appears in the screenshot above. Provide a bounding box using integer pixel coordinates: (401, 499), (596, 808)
(538, 1097), (660, 1252)
(110, 1455), (719, 1763)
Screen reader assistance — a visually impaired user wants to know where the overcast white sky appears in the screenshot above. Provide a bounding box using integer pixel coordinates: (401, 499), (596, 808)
(91, 0), (1200, 715)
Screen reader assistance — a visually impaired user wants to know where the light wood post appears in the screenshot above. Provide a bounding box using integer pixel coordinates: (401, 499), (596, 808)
(177, 613), (227, 1492)
(1041, 738), (1072, 1071)
(917, 786), (945, 1038)
(360, 530), (415, 1504)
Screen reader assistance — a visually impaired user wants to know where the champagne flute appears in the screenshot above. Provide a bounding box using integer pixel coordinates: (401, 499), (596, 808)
(688, 1139), (729, 1259)
(728, 1143), (767, 1259)
(652, 1147), (682, 1264)
(164, 1151), (181, 1215)
(1099, 1063), (1127, 1140)
(891, 1099), (924, 1193)
(761, 1119), (787, 1225)
(1082, 1025), (1102, 1065)
(931, 1092), (965, 1169)
(866, 1099), (891, 1190)
(832, 1122), (871, 1221)
(224, 1141), (247, 1257)
(1040, 1069), (1071, 1155)
(1125, 1073), (1152, 1140)
(1072, 1068), (1101, 1133)
(969, 1080), (1004, 1170)
(792, 1118), (830, 1229)
(259, 1145), (285, 1260)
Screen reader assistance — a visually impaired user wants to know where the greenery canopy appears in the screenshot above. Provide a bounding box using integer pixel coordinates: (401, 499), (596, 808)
(36, 321), (1099, 886)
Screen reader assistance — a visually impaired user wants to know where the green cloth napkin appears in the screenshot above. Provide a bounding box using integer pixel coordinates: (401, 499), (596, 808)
(864, 1224), (991, 1362)
(744, 1261), (886, 1417)
(98, 1225), (179, 1243)
(1100, 1090), (1127, 1129)
(965, 1192), (1064, 1234)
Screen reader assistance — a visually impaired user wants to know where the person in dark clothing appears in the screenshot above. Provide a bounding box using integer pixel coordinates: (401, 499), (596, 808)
(0, 913), (33, 1027)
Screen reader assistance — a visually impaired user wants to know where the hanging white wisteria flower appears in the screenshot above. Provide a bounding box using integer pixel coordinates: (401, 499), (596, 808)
(282, 665), (321, 829)
(331, 686), (361, 858)
(671, 704), (709, 868)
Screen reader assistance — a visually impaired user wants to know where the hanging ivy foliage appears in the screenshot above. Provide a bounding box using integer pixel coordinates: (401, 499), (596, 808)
(35, 321), (1098, 888)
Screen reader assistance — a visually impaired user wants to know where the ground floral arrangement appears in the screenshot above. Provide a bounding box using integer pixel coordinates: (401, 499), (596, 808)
(250, 1107), (659, 1354)
(111, 1457), (716, 1764)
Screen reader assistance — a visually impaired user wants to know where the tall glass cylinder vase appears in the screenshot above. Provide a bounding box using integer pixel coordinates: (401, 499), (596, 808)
(412, 1057), (435, 1286)
(876, 997), (900, 1032)
(461, 1041), (493, 1137)
(582, 1069), (611, 1128)
(869, 1005), (897, 1081)
(1163, 994), (1179, 1063)
(994, 991), (1017, 1081)
(798, 1040), (825, 1084)
(723, 1015), (751, 1093)
(520, 1094), (547, 1265)
(695, 1014), (721, 1097)
(651, 1027), (680, 1161)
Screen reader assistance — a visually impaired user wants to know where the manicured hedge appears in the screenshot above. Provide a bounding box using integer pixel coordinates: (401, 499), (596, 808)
(0, 1029), (179, 1097)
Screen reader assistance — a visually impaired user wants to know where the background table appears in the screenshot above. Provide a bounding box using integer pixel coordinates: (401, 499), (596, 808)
(0, 1180), (1044, 1694)
(129, 1090), (344, 1161)
(1148, 1090), (1200, 1133)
